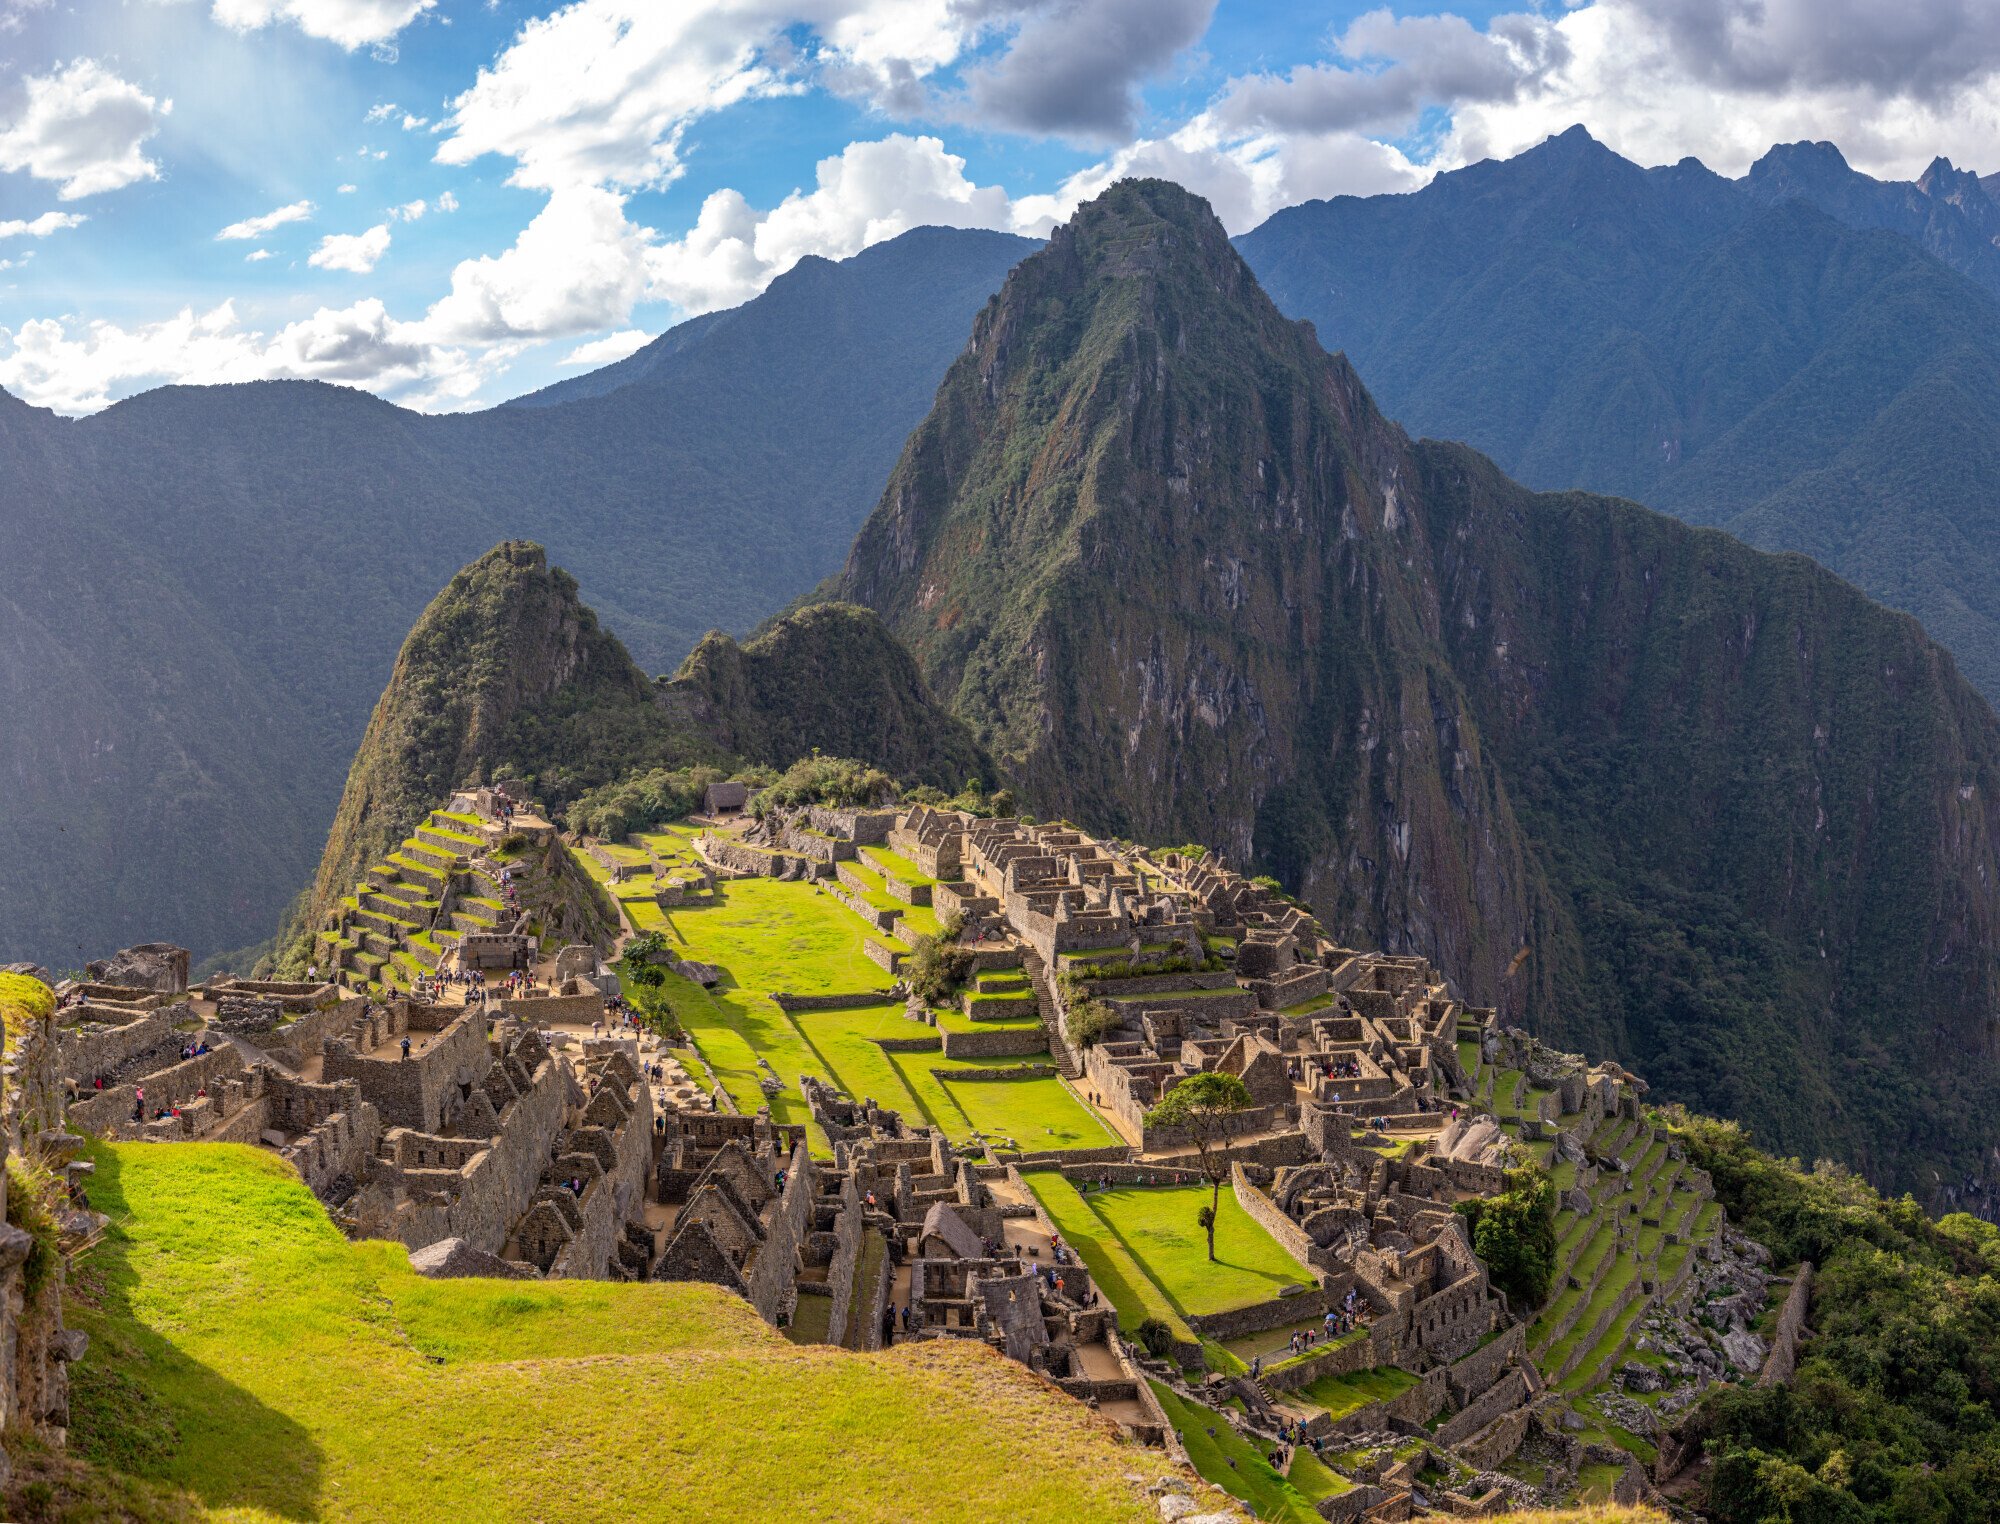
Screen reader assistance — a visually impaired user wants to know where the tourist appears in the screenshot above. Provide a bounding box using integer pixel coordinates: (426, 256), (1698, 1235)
(400, 1036), (412, 1058)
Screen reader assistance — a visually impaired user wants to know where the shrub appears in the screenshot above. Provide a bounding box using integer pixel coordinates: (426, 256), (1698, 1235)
(1454, 1165), (1556, 1310)
(1136, 1317), (1177, 1360)
(751, 754), (896, 815)
(903, 933), (973, 1006)
(6, 1161), (60, 1301)
(564, 765), (721, 838)
(1065, 999), (1119, 1049)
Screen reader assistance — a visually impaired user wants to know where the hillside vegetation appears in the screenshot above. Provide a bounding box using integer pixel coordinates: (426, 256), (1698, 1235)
(31, 1142), (1195, 1524)
(837, 177), (2000, 1207)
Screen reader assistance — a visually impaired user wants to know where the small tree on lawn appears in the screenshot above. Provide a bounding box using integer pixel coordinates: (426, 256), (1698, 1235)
(1146, 1070), (1253, 1262)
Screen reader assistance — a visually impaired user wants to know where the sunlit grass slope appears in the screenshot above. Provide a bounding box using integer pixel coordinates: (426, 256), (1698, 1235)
(56, 1142), (1200, 1524)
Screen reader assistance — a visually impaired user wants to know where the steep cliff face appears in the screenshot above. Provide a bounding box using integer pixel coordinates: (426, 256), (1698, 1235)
(838, 179), (2000, 1200)
(295, 542), (687, 947)
(664, 603), (992, 790)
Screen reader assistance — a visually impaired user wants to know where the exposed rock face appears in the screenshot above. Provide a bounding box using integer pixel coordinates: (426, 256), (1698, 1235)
(663, 602), (993, 790)
(83, 944), (189, 995)
(837, 177), (2000, 1203)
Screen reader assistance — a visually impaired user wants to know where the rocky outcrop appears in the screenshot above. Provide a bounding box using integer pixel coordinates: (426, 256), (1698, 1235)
(82, 944), (189, 995)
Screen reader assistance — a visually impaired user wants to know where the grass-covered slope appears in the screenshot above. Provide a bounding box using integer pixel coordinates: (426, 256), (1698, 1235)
(40, 1142), (1196, 1524)
(835, 176), (2000, 1204)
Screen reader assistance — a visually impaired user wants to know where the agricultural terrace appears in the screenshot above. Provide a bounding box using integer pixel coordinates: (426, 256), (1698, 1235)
(609, 868), (1112, 1159)
(56, 1142), (1196, 1524)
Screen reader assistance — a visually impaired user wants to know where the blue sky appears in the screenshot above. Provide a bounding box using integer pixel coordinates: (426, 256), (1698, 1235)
(3, 0), (1996, 412)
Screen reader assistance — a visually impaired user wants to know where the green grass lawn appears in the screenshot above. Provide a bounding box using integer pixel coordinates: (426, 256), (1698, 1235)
(55, 1143), (1191, 1524)
(1080, 1185), (1314, 1317)
(1147, 1383), (1322, 1524)
(1285, 1449), (1353, 1500)
(1293, 1366), (1420, 1421)
(944, 1075), (1117, 1151)
(861, 845), (934, 887)
(1024, 1173), (1193, 1344)
(666, 878), (888, 995)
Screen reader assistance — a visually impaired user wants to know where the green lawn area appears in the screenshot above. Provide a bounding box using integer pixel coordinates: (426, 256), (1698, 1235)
(1024, 1173), (1192, 1343)
(1080, 1185), (1314, 1317)
(1147, 1383), (1322, 1524)
(1286, 1450), (1354, 1501)
(945, 1075), (1117, 1151)
(664, 878), (888, 995)
(1293, 1365), (1420, 1421)
(58, 1143), (1189, 1524)
(861, 844), (934, 887)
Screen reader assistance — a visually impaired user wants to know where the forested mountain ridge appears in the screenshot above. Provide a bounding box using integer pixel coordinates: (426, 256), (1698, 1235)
(287, 543), (988, 960)
(0, 226), (1034, 971)
(837, 177), (2000, 1205)
(1236, 125), (2000, 705)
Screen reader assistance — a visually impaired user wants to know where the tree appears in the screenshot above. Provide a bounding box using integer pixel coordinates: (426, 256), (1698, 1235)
(1146, 1070), (1254, 1261)
(1454, 1165), (1557, 1309)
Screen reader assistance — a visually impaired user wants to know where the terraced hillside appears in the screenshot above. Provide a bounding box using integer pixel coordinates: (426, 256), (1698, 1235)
(1458, 1027), (1728, 1466)
(315, 808), (503, 996)
(574, 827), (1111, 1161)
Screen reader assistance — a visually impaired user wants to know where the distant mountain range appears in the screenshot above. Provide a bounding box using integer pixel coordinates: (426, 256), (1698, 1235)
(1237, 126), (2000, 699)
(0, 227), (1033, 970)
(837, 177), (2000, 1207)
(11, 123), (2000, 984)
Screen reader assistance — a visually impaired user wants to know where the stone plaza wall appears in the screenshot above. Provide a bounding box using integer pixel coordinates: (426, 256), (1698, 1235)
(494, 992), (605, 1026)
(1230, 1162), (1339, 1278)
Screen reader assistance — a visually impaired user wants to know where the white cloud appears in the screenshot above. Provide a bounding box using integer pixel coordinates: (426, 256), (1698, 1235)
(401, 113), (429, 131)
(560, 328), (651, 367)
(1032, 116), (1423, 234)
(0, 298), (492, 414)
(245, 248), (274, 262)
(364, 102), (398, 124)
(0, 60), (171, 201)
(646, 133), (1048, 314)
(425, 185), (653, 342)
(436, 2), (789, 193)
(942, 0), (1217, 145)
(210, 0), (435, 50)
(216, 199), (314, 240)
(308, 223), (390, 273)
(1219, 11), (1568, 140)
(389, 198), (426, 221)
(435, 189), (459, 212)
(1422, 1), (2000, 179)
(0, 210), (86, 239)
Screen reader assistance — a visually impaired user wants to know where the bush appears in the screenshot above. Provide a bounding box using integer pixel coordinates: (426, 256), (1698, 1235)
(1136, 1317), (1177, 1360)
(751, 754), (896, 815)
(903, 933), (973, 1006)
(564, 765), (721, 839)
(1455, 1165), (1556, 1310)
(1065, 999), (1120, 1049)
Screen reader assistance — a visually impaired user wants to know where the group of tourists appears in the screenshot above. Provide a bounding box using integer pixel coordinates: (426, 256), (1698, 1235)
(177, 1038), (213, 1061)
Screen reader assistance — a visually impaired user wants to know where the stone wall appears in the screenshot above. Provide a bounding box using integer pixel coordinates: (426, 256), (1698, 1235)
(1231, 1161), (1338, 1278)
(494, 992), (605, 1026)
(1186, 1285), (1339, 1342)
(283, 1104), (384, 1199)
(65, 1046), (247, 1138)
(55, 1003), (183, 1084)
(1758, 1263), (1814, 1387)
(771, 991), (898, 1013)
(1445, 1323), (1527, 1404)
(744, 1141), (814, 1324)
(939, 1024), (1048, 1060)
(322, 1010), (491, 1133)
(350, 1051), (570, 1256)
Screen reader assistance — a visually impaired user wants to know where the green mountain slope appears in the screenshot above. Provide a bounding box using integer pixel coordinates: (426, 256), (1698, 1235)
(289, 544), (988, 963)
(837, 178), (2000, 1207)
(1236, 127), (2000, 707)
(0, 227), (1035, 970)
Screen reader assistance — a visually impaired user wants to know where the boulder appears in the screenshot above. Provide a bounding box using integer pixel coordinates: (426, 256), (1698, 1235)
(407, 1237), (534, 1279)
(85, 943), (190, 994)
